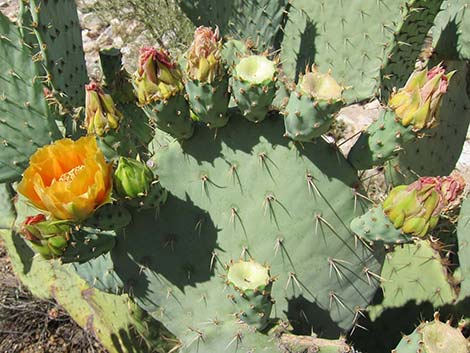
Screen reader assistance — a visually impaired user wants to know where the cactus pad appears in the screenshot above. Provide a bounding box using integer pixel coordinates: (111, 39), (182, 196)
(392, 313), (469, 353)
(368, 240), (456, 321)
(0, 13), (61, 183)
(73, 111), (386, 352)
(27, 0), (88, 110)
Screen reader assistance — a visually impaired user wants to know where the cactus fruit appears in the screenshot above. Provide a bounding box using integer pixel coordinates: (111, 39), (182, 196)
(351, 174), (465, 243)
(348, 63), (455, 170)
(226, 260), (275, 331)
(392, 312), (469, 353)
(134, 47), (194, 139)
(184, 26), (230, 128)
(85, 81), (123, 136)
(231, 55), (277, 122)
(284, 66), (344, 142)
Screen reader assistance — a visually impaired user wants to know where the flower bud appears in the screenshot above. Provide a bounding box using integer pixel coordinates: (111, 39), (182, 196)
(113, 157), (154, 199)
(134, 47), (183, 104)
(186, 26), (223, 83)
(19, 215), (71, 258)
(85, 82), (123, 136)
(388, 63), (455, 130)
(382, 174), (465, 237)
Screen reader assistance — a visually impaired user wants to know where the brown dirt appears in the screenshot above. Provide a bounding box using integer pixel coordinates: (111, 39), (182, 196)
(0, 240), (108, 353)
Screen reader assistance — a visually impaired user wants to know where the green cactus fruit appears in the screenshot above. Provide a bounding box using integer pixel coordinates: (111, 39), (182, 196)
(85, 81), (123, 136)
(350, 205), (412, 244)
(114, 157), (154, 199)
(185, 26), (230, 128)
(126, 180), (168, 210)
(284, 66), (344, 142)
(134, 47), (194, 139)
(184, 77), (230, 128)
(231, 55), (277, 123)
(347, 109), (415, 170)
(227, 260), (274, 331)
(392, 313), (469, 353)
(19, 214), (71, 259)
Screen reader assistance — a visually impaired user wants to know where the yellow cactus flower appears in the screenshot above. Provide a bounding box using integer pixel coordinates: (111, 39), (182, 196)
(18, 136), (113, 221)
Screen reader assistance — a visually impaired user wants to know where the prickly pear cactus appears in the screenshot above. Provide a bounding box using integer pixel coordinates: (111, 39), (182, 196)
(0, 13), (61, 183)
(392, 313), (469, 353)
(3, 1), (470, 353)
(23, 0), (88, 110)
(385, 61), (470, 184)
(281, 0), (444, 102)
(368, 240), (457, 320)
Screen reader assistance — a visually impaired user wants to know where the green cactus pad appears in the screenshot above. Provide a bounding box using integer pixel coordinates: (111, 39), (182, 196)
(348, 109), (415, 171)
(179, 0), (288, 51)
(350, 205), (412, 244)
(142, 93), (194, 139)
(185, 77), (230, 128)
(456, 197), (470, 301)
(432, 0), (470, 61)
(368, 240), (456, 321)
(82, 203), (132, 230)
(283, 92), (343, 142)
(380, 0), (444, 97)
(227, 260), (274, 330)
(392, 313), (469, 353)
(76, 110), (386, 352)
(0, 13), (61, 183)
(281, 0), (443, 102)
(60, 228), (116, 264)
(26, 0), (88, 110)
(385, 61), (470, 184)
(221, 39), (250, 68)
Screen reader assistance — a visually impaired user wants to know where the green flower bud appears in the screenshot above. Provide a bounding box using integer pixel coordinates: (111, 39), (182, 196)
(19, 214), (71, 259)
(113, 157), (154, 199)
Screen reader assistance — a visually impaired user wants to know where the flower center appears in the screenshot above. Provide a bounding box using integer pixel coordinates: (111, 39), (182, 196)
(59, 165), (85, 182)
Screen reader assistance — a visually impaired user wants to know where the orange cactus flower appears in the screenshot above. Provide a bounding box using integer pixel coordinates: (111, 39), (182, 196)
(17, 136), (113, 221)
